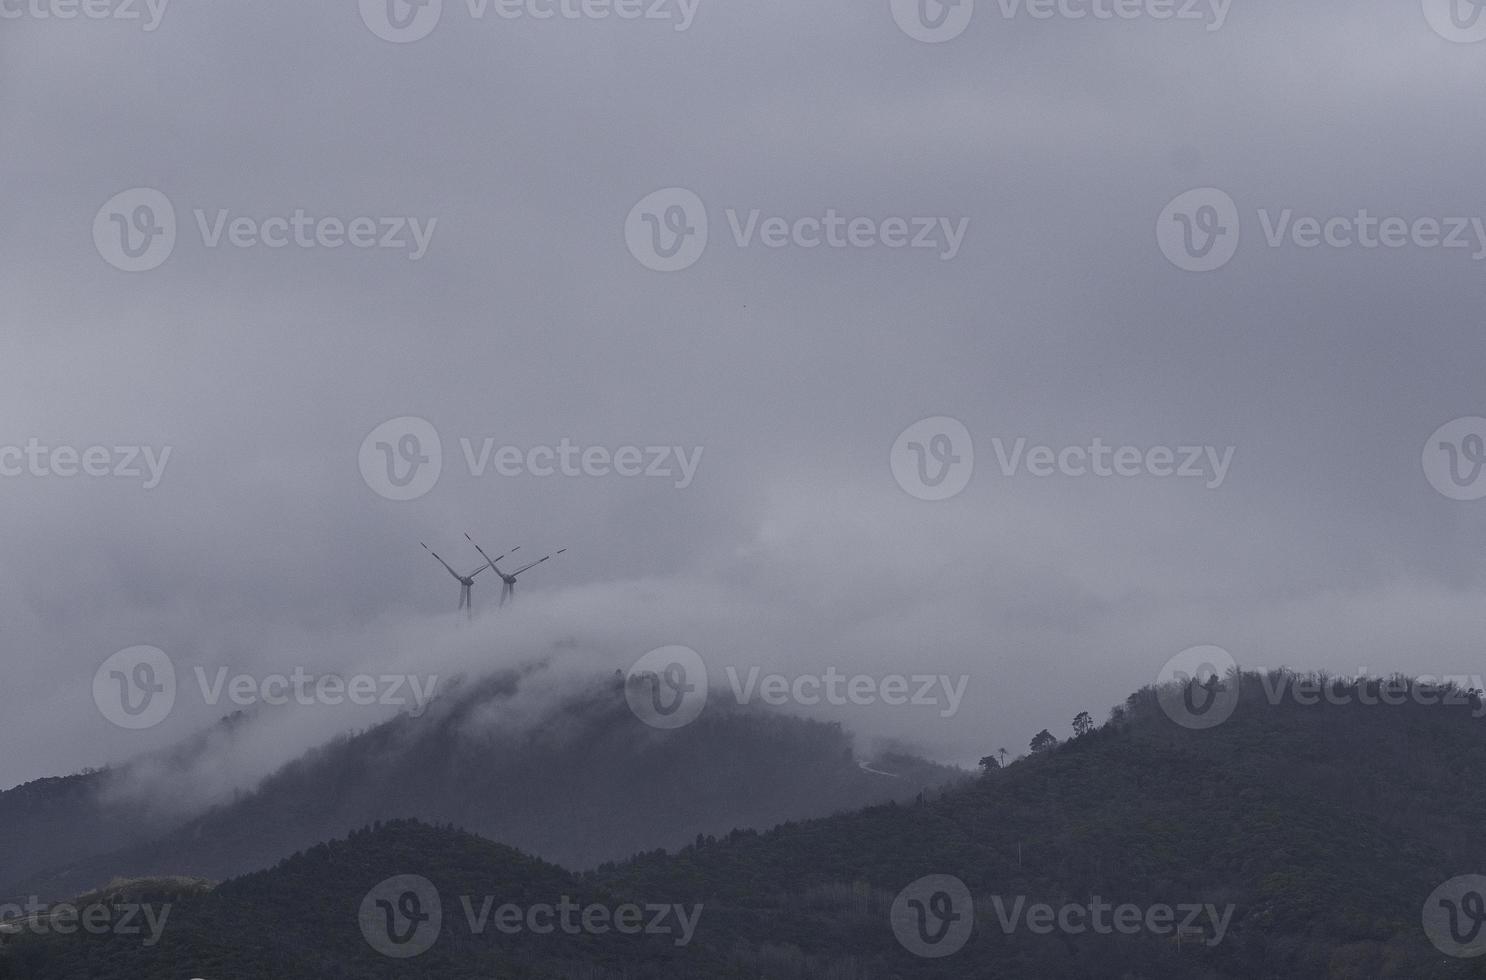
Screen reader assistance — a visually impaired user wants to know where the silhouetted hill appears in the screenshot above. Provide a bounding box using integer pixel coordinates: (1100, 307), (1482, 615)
(3, 820), (723, 979)
(593, 671), (1486, 977)
(8, 671), (1486, 978)
(0, 710), (257, 899)
(7, 669), (963, 902)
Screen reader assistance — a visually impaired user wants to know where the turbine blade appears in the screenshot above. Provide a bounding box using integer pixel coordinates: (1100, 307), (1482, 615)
(422, 543), (461, 580)
(464, 533), (504, 574)
(512, 557), (550, 576)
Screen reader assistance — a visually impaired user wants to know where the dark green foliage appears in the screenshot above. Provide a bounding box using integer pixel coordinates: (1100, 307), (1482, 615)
(1072, 711), (1094, 738)
(9, 670), (1486, 978)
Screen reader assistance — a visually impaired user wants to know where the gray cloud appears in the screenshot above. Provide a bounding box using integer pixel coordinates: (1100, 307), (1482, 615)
(3, 0), (1485, 791)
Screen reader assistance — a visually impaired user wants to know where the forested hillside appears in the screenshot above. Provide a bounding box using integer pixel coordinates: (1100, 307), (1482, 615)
(9, 672), (1486, 978)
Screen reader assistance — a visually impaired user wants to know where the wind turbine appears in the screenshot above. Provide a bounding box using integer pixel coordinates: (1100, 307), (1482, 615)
(422, 542), (487, 618)
(464, 533), (521, 606)
(466, 532), (564, 606)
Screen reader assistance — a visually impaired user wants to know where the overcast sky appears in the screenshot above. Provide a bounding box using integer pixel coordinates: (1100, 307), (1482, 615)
(3, 0), (1486, 792)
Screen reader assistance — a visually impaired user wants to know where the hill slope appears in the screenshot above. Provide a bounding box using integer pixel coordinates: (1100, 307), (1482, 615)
(8, 671), (1486, 978)
(0, 711), (259, 898)
(7, 669), (962, 901)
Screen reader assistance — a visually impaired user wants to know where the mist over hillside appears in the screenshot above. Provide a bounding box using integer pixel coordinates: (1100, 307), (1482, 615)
(0, 710), (265, 899)
(8, 672), (1486, 979)
(2, 665), (963, 903)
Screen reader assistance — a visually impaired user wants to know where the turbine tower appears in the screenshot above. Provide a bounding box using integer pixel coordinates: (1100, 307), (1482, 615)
(422, 542), (487, 618)
(466, 532), (564, 606)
